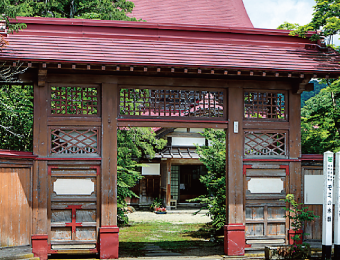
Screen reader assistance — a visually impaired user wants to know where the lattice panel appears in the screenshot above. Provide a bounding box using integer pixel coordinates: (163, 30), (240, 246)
(120, 88), (225, 119)
(244, 91), (286, 120)
(244, 132), (286, 156)
(51, 86), (99, 116)
(50, 128), (99, 155)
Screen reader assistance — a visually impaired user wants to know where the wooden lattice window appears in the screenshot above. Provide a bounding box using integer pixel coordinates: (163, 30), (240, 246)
(50, 85), (100, 116)
(244, 131), (286, 157)
(119, 88), (225, 120)
(50, 128), (100, 156)
(244, 91), (286, 120)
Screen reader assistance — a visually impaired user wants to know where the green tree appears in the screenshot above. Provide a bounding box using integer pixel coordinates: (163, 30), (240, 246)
(9, 0), (138, 21)
(277, 21), (300, 30)
(290, 0), (340, 41)
(301, 83), (340, 154)
(190, 129), (226, 232)
(0, 84), (33, 151)
(301, 80), (327, 108)
(117, 127), (166, 224)
(277, 1), (340, 154)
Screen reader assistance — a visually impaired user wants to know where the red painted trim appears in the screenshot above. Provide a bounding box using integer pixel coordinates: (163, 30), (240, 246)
(279, 165), (290, 176)
(32, 234), (48, 260)
(48, 247), (98, 254)
(48, 166), (59, 176)
(300, 154), (323, 161)
(224, 223), (245, 231)
(243, 158), (301, 162)
(35, 157), (101, 161)
(118, 118), (228, 124)
(91, 166), (101, 176)
(32, 234), (48, 240)
(0, 149), (37, 159)
(224, 224), (245, 256)
(243, 165), (252, 175)
(100, 226), (120, 233)
(65, 205), (83, 234)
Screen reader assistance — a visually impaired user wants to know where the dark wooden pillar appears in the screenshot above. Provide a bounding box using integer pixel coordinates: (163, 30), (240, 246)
(224, 86), (245, 256)
(32, 80), (49, 260)
(289, 90), (302, 204)
(100, 83), (119, 259)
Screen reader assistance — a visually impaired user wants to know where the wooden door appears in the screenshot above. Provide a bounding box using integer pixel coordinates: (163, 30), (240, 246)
(244, 167), (288, 244)
(0, 165), (32, 247)
(49, 166), (100, 250)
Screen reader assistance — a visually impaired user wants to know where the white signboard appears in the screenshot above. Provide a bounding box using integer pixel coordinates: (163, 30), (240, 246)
(247, 178), (284, 194)
(335, 152), (340, 245)
(142, 163), (160, 175)
(53, 178), (94, 195)
(323, 151), (334, 247)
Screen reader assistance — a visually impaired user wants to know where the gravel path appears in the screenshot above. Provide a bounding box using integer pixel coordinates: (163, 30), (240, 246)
(128, 209), (211, 224)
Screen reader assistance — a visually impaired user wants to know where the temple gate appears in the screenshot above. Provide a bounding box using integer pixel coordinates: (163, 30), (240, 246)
(0, 16), (339, 259)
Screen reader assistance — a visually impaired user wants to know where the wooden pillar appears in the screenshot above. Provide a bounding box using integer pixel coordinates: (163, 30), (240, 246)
(99, 83), (119, 259)
(32, 81), (49, 260)
(289, 89), (302, 217)
(166, 159), (172, 210)
(224, 86), (245, 256)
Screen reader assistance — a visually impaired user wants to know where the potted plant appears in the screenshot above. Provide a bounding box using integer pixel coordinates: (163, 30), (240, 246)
(150, 198), (162, 212)
(265, 194), (318, 260)
(154, 207), (167, 214)
(283, 194), (318, 245)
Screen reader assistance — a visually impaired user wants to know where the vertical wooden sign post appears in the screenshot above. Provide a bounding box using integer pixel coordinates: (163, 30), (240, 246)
(335, 152), (340, 259)
(323, 151), (334, 260)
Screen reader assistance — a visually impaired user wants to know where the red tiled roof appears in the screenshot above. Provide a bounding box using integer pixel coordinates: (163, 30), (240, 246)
(0, 17), (340, 75)
(129, 0), (253, 28)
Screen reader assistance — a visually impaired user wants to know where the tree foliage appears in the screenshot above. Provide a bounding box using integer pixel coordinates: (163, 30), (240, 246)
(0, 84), (33, 151)
(7, 0), (138, 21)
(190, 129), (226, 231)
(290, 0), (340, 41)
(301, 80), (327, 108)
(301, 82), (340, 154)
(277, 21), (300, 30)
(117, 127), (166, 224)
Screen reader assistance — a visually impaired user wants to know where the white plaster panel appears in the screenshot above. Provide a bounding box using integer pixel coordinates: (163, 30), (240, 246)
(172, 137), (205, 146)
(248, 178), (284, 194)
(142, 163), (160, 175)
(53, 178), (94, 195)
(304, 175), (335, 205)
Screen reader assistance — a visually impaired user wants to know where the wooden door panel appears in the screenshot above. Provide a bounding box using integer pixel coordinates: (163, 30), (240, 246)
(244, 167), (288, 242)
(49, 166), (99, 249)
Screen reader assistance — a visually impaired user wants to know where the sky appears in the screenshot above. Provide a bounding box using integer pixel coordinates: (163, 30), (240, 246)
(243, 0), (340, 45)
(243, 0), (315, 29)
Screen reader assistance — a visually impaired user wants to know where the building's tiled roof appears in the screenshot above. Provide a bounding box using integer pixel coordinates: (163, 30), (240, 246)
(155, 147), (200, 159)
(1, 17), (340, 75)
(129, 0), (253, 28)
